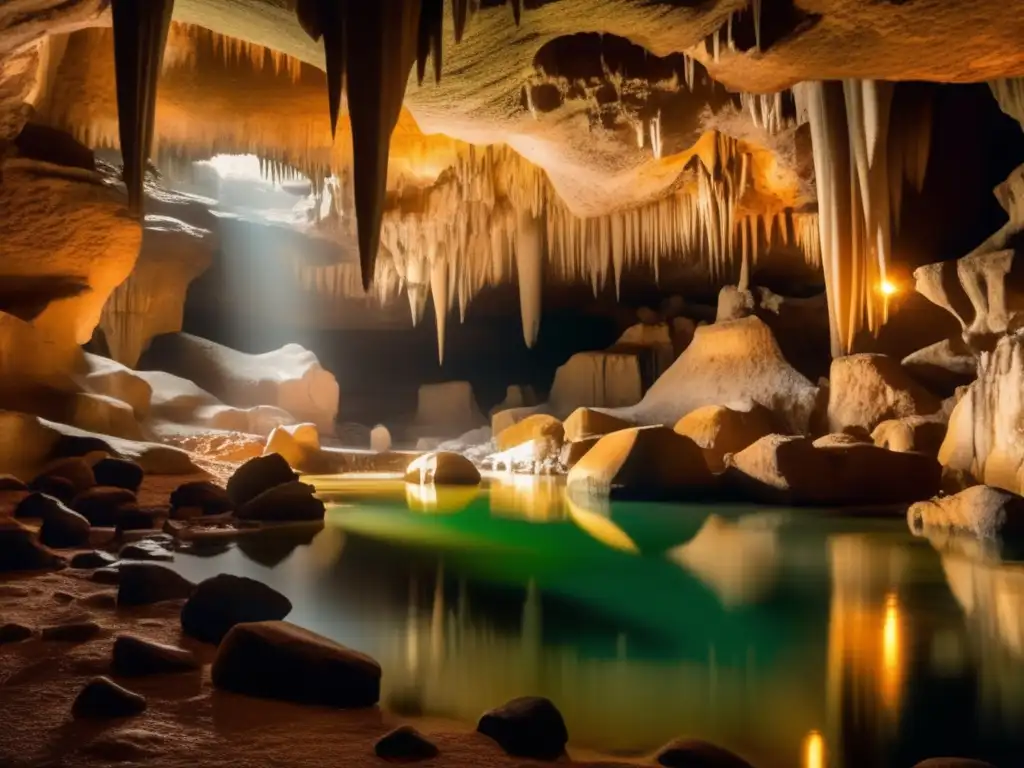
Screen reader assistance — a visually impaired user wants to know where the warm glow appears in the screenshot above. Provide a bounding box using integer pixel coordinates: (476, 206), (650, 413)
(879, 279), (899, 296)
(803, 731), (825, 768)
(882, 591), (902, 711)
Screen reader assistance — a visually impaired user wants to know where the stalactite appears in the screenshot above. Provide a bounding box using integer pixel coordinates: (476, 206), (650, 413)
(430, 256), (448, 364)
(516, 211), (544, 349)
(417, 0), (443, 85)
(110, 0), (175, 216)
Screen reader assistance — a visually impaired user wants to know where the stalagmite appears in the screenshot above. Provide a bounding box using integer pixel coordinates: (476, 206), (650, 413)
(109, 0), (175, 216)
(516, 211), (544, 349)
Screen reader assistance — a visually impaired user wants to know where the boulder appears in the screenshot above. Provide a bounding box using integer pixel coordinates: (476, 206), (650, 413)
(112, 634), (200, 676)
(655, 739), (755, 768)
(608, 317), (818, 434)
(497, 414), (564, 452)
(374, 725), (439, 762)
(404, 452), (481, 486)
(140, 334), (339, 432)
(262, 423), (322, 471)
(0, 521), (64, 572)
(872, 416), (948, 458)
(0, 474), (27, 491)
(566, 426), (713, 499)
(477, 696), (568, 760)
(25, 474), (75, 503)
(15, 491), (64, 519)
(908, 485), (1024, 540)
(82, 354), (153, 418)
(32, 457), (95, 497)
(559, 436), (600, 469)
(181, 574), (292, 644)
(170, 481), (233, 517)
(827, 354), (943, 435)
(70, 550), (118, 569)
(727, 435), (941, 506)
(41, 621), (101, 642)
(370, 424), (392, 452)
(92, 565), (123, 585)
(226, 453), (297, 507)
(491, 404), (549, 439)
(237, 480), (325, 522)
(562, 408), (633, 443)
(39, 500), (91, 548)
(72, 486), (137, 527)
(211, 621), (381, 707)
(902, 338), (977, 396)
(674, 403), (777, 473)
(72, 677), (147, 719)
(91, 458), (144, 492)
(118, 540), (174, 562)
(117, 563), (195, 607)
(0, 623), (33, 644)
(548, 351), (644, 415)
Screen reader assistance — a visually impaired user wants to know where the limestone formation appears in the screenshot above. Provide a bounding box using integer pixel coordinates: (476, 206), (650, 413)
(826, 354), (942, 435)
(140, 334), (339, 433)
(562, 408), (633, 443)
(495, 414), (565, 466)
(566, 426), (714, 499)
(909, 485), (1024, 540)
(611, 317), (818, 434)
(902, 338), (978, 396)
(548, 352), (644, 416)
(404, 452), (481, 486)
(674, 403), (777, 473)
(413, 381), (486, 437)
(263, 423), (322, 471)
(82, 354), (153, 419)
(872, 416), (948, 458)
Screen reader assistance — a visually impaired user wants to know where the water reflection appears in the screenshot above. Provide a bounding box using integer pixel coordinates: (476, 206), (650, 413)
(169, 477), (1024, 768)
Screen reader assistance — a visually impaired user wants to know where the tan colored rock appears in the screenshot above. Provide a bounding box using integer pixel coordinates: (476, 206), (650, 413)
(812, 432), (870, 448)
(566, 426), (713, 498)
(490, 404), (548, 439)
(611, 317), (818, 434)
(558, 436), (600, 469)
(496, 414), (564, 452)
(548, 351), (644, 416)
(902, 338), (977, 396)
(827, 354), (942, 435)
(413, 381), (486, 436)
(872, 416), (948, 458)
(909, 485), (1024, 540)
(82, 354), (152, 419)
(404, 452), (480, 486)
(263, 423), (321, 471)
(673, 403), (777, 472)
(562, 408), (633, 443)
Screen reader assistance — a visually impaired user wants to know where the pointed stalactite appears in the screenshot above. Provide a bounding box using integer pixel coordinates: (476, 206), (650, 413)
(516, 211), (544, 349)
(110, 0), (175, 216)
(417, 0), (443, 85)
(322, 4), (346, 138)
(510, 0), (522, 26)
(452, 0), (470, 43)
(430, 257), (448, 364)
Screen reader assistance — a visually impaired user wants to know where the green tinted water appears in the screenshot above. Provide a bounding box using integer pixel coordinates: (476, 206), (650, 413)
(171, 476), (1024, 768)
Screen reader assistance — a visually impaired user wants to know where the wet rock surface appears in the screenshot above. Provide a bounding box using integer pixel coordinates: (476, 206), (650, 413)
(181, 574), (292, 644)
(117, 563), (195, 606)
(112, 634), (201, 676)
(72, 676), (147, 719)
(477, 696), (568, 760)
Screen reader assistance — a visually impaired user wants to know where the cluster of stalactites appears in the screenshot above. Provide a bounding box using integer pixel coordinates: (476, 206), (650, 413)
(740, 91), (793, 135)
(295, 137), (819, 365)
(162, 22), (306, 82)
(794, 80), (933, 356)
(705, 0), (763, 62)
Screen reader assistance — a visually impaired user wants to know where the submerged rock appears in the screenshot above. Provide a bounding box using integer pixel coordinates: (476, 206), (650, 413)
(374, 726), (439, 762)
(112, 634), (200, 676)
(477, 696), (568, 760)
(655, 738), (755, 768)
(226, 453), (298, 507)
(404, 452), (481, 486)
(117, 563), (195, 607)
(908, 485), (1024, 540)
(237, 480), (325, 522)
(211, 621), (381, 707)
(181, 574), (292, 644)
(72, 677), (147, 719)
(92, 457), (144, 492)
(566, 426), (713, 499)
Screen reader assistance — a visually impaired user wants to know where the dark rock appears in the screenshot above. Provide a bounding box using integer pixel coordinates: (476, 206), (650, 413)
(92, 458), (144, 492)
(15, 492), (65, 519)
(32, 457), (96, 497)
(912, 761), (999, 768)
(112, 634), (200, 676)
(91, 564), (123, 584)
(655, 739), (755, 768)
(25, 475), (75, 504)
(79, 591), (117, 610)
(72, 487), (138, 527)
(476, 696), (568, 760)
(375, 726), (439, 762)
(72, 676), (146, 719)
(181, 574), (292, 644)
(0, 474), (27, 491)
(237, 481), (325, 522)
(41, 620), (101, 642)
(117, 563), (195, 607)
(0, 622), (33, 644)
(119, 540), (174, 562)
(170, 481), (234, 516)
(39, 502), (91, 549)
(211, 620), (380, 707)
(0, 521), (65, 572)
(226, 454), (297, 507)
(70, 550), (118, 570)
(113, 506), (158, 533)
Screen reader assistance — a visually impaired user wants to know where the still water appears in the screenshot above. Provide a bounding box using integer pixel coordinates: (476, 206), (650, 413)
(171, 475), (1024, 768)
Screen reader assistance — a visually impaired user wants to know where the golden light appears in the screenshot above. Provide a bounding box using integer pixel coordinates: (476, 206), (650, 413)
(881, 590), (903, 713)
(879, 279), (899, 296)
(803, 730), (825, 768)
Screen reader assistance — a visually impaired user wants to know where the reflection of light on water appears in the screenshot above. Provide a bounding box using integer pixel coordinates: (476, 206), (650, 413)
(565, 495), (639, 554)
(803, 730), (825, 768)
(404, 482), (479, 514)
(489, 474), (566, 521)
(882, 591), (901, 712)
